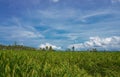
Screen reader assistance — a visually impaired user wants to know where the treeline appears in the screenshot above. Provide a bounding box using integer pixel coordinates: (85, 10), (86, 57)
(0, 44), (97, 52)
(39, 46), (54, 51)
(0, 43), (55, 51)
(0, 44), (36, 51)
(0, 43), (113, 52)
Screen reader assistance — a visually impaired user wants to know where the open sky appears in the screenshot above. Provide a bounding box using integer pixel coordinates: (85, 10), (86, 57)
(0, 0), (120, 50)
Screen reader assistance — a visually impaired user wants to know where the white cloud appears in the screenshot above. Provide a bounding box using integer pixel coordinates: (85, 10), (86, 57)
(36, 8), (120, 32)
(0, 17), (44, 40)
(80, 11), (110, 21)
(0, 25), (44, 40)
(66, 33), (80, 40)
(11, 30), (44, 38)
(51, 0), (59, 3)
(39, 43), (61, 50)
(38, 8), (78, 20)
(68, 36), (120, 50)
(111, 0), (120, 3)
(77, 9), (120, 23)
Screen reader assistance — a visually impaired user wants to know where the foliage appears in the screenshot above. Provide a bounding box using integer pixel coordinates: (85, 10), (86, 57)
(0, 44), (36, 51)
(72, 46), (75, 51)
(0, 50), (120, 77)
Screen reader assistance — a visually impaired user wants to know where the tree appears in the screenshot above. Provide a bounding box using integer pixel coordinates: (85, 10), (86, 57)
(72, 46), (75, 51)
(93, 48), (97, 52)
(49, 46), (53, 51)
(46, 46), (49, 51)
(90, 48), (97, 52)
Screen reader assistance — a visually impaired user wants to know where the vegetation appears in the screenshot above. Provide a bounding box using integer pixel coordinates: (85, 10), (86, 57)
(0, 44), (54, 51)
(0, 44), (36, 51)
(0, 49), (120, 77)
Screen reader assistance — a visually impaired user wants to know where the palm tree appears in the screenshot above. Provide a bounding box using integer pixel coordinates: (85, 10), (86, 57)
(46, 46), (49, 51)
(49, 46), (53, 51)
(72, 46), (75, 51)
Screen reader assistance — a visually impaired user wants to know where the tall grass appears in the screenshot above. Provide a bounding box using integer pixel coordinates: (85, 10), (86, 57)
(0, 50), (120, 77)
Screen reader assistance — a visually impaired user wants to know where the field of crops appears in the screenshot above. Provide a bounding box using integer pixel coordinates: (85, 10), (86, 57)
(0, 50), (120, 77)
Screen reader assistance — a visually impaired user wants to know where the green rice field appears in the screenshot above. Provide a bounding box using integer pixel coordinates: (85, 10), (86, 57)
(0, 50), (120, 77)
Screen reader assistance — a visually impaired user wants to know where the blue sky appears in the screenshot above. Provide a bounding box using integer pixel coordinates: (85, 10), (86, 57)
(0, 0), (120, 50)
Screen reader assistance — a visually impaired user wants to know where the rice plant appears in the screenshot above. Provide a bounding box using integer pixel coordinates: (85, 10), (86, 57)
(0, 50), (120, 77)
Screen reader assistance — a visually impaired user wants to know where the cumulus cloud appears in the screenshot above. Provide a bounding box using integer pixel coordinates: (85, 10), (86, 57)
(68, 36), (120, 50)
(39, 43), (61, 50)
